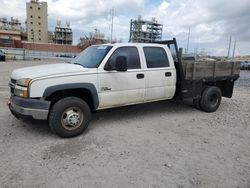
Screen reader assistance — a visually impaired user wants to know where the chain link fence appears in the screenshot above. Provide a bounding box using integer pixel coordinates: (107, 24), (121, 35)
(0, 47), (79, 60)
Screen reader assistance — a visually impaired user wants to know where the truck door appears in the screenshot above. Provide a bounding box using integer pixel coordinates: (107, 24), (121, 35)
(143, 46), (176, 101)
(98, 46), (145, 109)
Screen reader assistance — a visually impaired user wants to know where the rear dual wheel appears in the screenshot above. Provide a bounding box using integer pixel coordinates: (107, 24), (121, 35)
(193, 86), (222, 112)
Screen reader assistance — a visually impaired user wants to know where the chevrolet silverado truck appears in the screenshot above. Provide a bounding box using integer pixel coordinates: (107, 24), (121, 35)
(8, 38), (240, 138)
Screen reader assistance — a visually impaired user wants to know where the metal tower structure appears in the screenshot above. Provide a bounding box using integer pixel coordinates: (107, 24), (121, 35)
(53, 20), (73, 45)
(129, 16), (163, 43)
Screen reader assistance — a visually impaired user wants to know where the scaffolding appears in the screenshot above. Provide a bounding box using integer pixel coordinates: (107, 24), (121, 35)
(129, 17), (163, 43)
(53, 21), (73, 45)
(0, 17), (21, 31)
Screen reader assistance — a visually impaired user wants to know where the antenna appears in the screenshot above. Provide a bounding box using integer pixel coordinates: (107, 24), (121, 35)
(227, 36), (232, 59)
(110, 7), (114, 43)
(186, 27), (190, 54)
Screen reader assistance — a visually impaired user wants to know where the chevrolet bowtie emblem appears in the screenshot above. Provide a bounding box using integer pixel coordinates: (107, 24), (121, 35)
(101, 87), (111, 91)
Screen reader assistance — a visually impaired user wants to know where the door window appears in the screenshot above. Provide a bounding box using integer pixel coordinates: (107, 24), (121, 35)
(106, 47), (141, 70)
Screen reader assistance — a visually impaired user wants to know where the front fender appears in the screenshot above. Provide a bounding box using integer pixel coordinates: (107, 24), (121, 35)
(43, 83), (99, 110)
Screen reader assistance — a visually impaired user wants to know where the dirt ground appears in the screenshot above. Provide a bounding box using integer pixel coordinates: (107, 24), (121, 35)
(0, 60), (249, 188)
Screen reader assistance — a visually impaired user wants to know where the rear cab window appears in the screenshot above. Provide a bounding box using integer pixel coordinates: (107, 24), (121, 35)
(143, 47), (170, 68)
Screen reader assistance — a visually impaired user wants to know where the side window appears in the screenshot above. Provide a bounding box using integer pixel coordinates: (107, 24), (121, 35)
(143, 47), (170, 68)
(106, 47), (141, 70)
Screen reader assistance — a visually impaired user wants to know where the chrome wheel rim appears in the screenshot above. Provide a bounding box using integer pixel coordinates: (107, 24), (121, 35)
(61, 107), (84, 130)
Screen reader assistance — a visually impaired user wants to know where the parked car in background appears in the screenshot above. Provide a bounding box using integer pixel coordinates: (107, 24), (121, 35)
(241, 61), (250, 70)
(246, 61), (250, 70)
(0, 50), (5, 61)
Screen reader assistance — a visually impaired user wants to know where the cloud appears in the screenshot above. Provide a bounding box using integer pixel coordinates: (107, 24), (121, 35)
(0, 0), (249, 56)
(47, 0), (144, 22)
(143, 0), (250, 55)
(1, 1), (26, 20)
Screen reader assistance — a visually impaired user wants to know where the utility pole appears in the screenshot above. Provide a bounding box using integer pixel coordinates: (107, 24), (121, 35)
(227, 36), (232, 59)
(232, 39), (237, 59)
(186, 27), (190, 54)
(110, 7), (114, 43)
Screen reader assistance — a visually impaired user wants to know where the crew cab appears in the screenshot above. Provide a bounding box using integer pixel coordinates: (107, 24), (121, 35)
(8, 39), (240, 137)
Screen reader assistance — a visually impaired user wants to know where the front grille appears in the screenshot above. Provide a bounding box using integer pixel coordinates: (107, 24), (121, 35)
(10, 87), (14, 95)
(9, 78), (16, 96)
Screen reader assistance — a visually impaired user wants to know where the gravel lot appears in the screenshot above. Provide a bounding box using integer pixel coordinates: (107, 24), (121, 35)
(0, 60), (249, 188)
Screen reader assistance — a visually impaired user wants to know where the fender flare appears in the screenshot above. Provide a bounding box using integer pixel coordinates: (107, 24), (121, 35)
(43, 83), (99, 110)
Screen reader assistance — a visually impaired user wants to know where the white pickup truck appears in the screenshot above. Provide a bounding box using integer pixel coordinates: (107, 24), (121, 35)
(8, 39), (240, 137)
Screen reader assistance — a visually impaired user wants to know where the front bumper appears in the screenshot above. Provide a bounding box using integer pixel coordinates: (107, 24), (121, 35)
(8, 96), (51, 120)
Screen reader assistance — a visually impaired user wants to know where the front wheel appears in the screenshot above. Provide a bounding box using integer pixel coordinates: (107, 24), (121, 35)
(200, 86), (222, 112)
(49, 97), (91, 138)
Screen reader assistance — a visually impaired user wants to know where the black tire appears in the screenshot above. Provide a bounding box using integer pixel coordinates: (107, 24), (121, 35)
(200, 86), (222, 112)
(49, 97), (91, 138)
(193, 98), (201, 110)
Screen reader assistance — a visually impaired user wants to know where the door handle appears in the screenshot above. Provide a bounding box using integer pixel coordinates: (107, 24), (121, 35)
(165, 72), (172, 77)
(137, 74), (144, 79)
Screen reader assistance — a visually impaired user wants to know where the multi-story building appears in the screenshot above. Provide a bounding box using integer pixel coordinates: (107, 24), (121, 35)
(0, 17), (21, 31)
(26, 0), (48, 43)
(0, 17), (22, 47)
(53, 21), (73, 45)
(48, 31), (54, 43)
(129, 16), (163, 43)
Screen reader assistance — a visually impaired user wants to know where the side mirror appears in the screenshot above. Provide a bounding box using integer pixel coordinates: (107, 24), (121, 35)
(115, 56), (127, 72)
(104, 63), (112, 71)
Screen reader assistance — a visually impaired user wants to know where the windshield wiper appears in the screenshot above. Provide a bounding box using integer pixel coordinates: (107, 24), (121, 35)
(73, 62), (85, 67)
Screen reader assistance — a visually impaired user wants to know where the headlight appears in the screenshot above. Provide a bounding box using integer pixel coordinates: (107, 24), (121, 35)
(14, 78), (31, 98)
(14, 86), (28, 98)
(16, 78), (31, 87)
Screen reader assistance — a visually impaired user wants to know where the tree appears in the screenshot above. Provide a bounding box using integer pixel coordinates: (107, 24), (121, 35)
(77, 29), (108, 50)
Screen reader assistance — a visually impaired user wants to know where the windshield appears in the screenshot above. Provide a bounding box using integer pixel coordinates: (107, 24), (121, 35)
(71, 45), (112, 68)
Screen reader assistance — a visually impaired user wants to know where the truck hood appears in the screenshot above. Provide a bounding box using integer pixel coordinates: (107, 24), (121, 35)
(11, 63), (89, 80)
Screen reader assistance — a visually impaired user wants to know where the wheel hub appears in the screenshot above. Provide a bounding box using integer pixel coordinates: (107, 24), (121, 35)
(210, 94), (218, 106)
(67, 112), (80, 126)
(61, 107), (84, 130)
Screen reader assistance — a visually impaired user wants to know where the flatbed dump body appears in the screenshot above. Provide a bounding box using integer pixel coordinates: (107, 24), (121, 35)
(183, 60), (241, 80)
(158, 38), (240, 100)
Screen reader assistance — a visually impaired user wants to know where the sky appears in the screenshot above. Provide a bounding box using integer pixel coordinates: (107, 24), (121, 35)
(1, 0), (250, 56)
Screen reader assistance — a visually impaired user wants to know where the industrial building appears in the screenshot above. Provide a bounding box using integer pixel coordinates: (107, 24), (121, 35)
(0, 17), (21, 31)
(129, 16), (163, 43)
(0, 17), (22, 47)
(53, 21), (73, 45)
(0, 1), (80, 55)
(26, 0), (48, 43)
